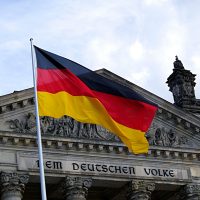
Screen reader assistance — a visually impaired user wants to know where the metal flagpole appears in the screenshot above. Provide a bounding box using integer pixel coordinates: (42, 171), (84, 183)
(30, 38), (47, 200)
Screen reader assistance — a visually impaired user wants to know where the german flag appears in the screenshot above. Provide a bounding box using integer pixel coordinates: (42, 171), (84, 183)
(34, 46), (157, 154)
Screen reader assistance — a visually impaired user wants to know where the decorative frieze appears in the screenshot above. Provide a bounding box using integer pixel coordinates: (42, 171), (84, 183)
(7, 113), (36, 134)
(7, 114), (119, 142)
(6, 113), (200, 150)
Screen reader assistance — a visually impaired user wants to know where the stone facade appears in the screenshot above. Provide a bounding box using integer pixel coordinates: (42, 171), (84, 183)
(0, 64), (200, 199)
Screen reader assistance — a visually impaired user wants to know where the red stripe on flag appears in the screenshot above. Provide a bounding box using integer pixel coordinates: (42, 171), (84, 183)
(37, 68), (156, 131)
(94, 91), (157, 131)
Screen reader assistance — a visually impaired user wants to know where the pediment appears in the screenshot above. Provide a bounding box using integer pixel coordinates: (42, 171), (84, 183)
(1, 70), (200, 150)
(147, 119), (200, 149)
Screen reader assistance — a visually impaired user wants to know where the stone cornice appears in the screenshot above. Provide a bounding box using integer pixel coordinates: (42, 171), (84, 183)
(0, 131), (200, 163)
(0, 88), (34, 115)
(0, 88), (33, 106)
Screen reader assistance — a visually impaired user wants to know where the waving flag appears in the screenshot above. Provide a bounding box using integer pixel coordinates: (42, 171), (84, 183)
(34, 46), (157, 154)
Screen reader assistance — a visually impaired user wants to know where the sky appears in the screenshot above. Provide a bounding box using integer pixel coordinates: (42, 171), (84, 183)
(1, 0), (200, 103)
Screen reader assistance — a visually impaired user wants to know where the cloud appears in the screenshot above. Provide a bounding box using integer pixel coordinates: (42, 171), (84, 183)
(191, 55), (200, 72)
(130, 68), (150, 86)
(0, 0), (200, 102)
(144, 0), (168, 6)
(86, 37), (120, 69)
(129, 40), (144, 61)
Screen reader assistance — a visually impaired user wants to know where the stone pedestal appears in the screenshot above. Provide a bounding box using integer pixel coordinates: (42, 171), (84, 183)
(179, 184), (200, 200)
(127, 180), (155, 200)
(62, 176), (92, 200)
(0, 172), (29, 200)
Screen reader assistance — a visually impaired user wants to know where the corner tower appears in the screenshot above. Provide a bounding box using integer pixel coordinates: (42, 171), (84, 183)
(167, 56), (200, 114)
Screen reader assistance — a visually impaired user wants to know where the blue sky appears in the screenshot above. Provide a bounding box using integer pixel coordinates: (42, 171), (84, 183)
(1, 0), (200, 103)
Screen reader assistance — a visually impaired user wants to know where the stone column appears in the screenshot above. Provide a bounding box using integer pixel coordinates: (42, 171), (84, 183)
(179, 183), (200, 200)
(0, 172), (29, 200)
(127, 180), (155, 200)
(62, 176), (92, 200)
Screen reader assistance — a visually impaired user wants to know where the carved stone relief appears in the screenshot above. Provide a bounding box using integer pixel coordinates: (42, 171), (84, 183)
(147, 122), (194, 148)
(61, 176), (92, 200)
(1, 172), (29, 193)
(1, 172), (29, 200)
(6, 113), (119, 142)
(5, 113), (197, 148)
(172, 84), (181, 102)
(127, 180), (155, 200)
(179, 184), (200, 200)
(7, 113), (36, 134)
(183, 82), (195, 97)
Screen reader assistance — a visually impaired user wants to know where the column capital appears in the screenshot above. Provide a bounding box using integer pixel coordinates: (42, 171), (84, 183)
(62, 176), (92, 200)
(0, 172), (29, 200)
(1, 172), (29, 193)
(179, 183), (200, 200)
(127, 180), (155, 200)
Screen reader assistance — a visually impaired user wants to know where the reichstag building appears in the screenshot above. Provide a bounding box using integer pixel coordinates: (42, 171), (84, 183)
(0, 57), (200, 200)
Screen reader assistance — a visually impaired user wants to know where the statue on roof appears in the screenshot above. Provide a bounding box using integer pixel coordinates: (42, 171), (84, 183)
(173, 56), (184, 69)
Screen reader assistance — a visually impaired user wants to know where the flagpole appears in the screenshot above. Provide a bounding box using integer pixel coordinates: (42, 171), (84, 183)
(30, 38), (47, 200)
